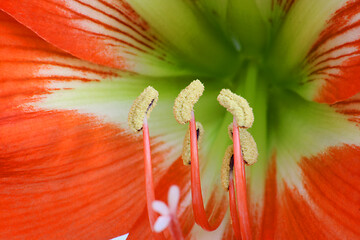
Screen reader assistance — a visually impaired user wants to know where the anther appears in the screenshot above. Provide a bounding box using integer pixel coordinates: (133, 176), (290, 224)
(128, 86), (159, 132)
(217, 89), (254, 128)
(221, 145), (234, 190)
(238, 128), (258, 165)
(228, 124), (258, 165)
(173, 80), (204, 124)
(182, 122), (204, 165)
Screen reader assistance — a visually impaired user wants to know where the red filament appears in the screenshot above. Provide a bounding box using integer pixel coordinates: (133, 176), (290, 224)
(189, 111), (225, 231)
(229, 172), (241, 239)
(232, 118), (252, 240)
(143, 117), (157, 231)
(143, 118), (184, 239)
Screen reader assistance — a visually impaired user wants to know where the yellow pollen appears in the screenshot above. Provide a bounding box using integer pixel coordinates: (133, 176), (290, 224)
(238, 128), (258, 165)
(182, 122), (204, 165)
(228, 123), (258, 165)
(173, 80), (204, 124)
(128, 86), (159, 132)
(221, 145), (234, 190)
(217, 89), (254, 128)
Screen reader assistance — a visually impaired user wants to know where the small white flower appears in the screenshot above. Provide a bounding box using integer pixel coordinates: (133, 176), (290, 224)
(152, 185), (180, 232)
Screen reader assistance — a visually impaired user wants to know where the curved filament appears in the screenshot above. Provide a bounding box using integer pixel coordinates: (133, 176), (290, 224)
(189, 111), (226, 231)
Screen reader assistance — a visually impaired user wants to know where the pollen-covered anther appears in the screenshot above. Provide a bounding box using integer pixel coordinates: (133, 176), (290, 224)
(217, 89), (254, 128)
(173, 80), (204, 124)
(182, 122), (204, 165)
(228, 123), (258, 165)
(239, 128), (258, 165)
(128, 86), (159, 132)
(221, 145), (234, 190)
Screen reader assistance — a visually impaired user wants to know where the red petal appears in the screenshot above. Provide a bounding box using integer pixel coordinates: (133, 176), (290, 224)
(0, 11), (122, 119)
(255, 155), (277, 240)
(0, 112), (146, 239)
(0, 12), (170, 239)
(0, 11), (120, 84)
(306, 0), (360, 103)
(255, 93), (360, 239)
(256, 146), (360, 239)
(0, 1), (179, 75)
(332, 92), (360, 123)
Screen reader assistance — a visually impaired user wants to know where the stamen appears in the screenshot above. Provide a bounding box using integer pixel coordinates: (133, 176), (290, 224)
(189, 111), (225, 231)
(173, 81), (226, 231)
(173, 80), (204, 124)
(182, 122), (204, 165)
(152, 185), (184, 240)
(221, 145), (234, 190)
(128, 86), (159, 233)
(128, 86), (159, 132)
(217, 89), (255, 239)
(228, 124), (258, 165)
(232, 118), (252, 240)
(217, 89), (254, 129)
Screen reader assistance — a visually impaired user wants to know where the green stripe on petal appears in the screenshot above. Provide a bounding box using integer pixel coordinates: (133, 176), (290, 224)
(126, 0), (238, 77)
(248, 88), (360, 223)
(37, 76), (191, 166)
(251, 92), (360, 239)
(254, 0), (273, 22)
(269, 0), (347, 80)
(193, 0), (230, 29)
(227, 0), (267, 55)
(269, 91), (360, 188)
(38, 74), (233, 176)
(254, 0), (297, 22)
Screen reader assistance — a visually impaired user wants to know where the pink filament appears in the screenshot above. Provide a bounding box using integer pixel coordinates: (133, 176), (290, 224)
(189, 111), (224, 231)
(232, 118), (252, 240)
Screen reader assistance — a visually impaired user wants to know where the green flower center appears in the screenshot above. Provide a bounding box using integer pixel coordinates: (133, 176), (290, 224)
(173, 14), (313, 187)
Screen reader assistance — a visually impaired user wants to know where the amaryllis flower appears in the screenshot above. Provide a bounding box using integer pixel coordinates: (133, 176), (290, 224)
(1, 0), (360, 239)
